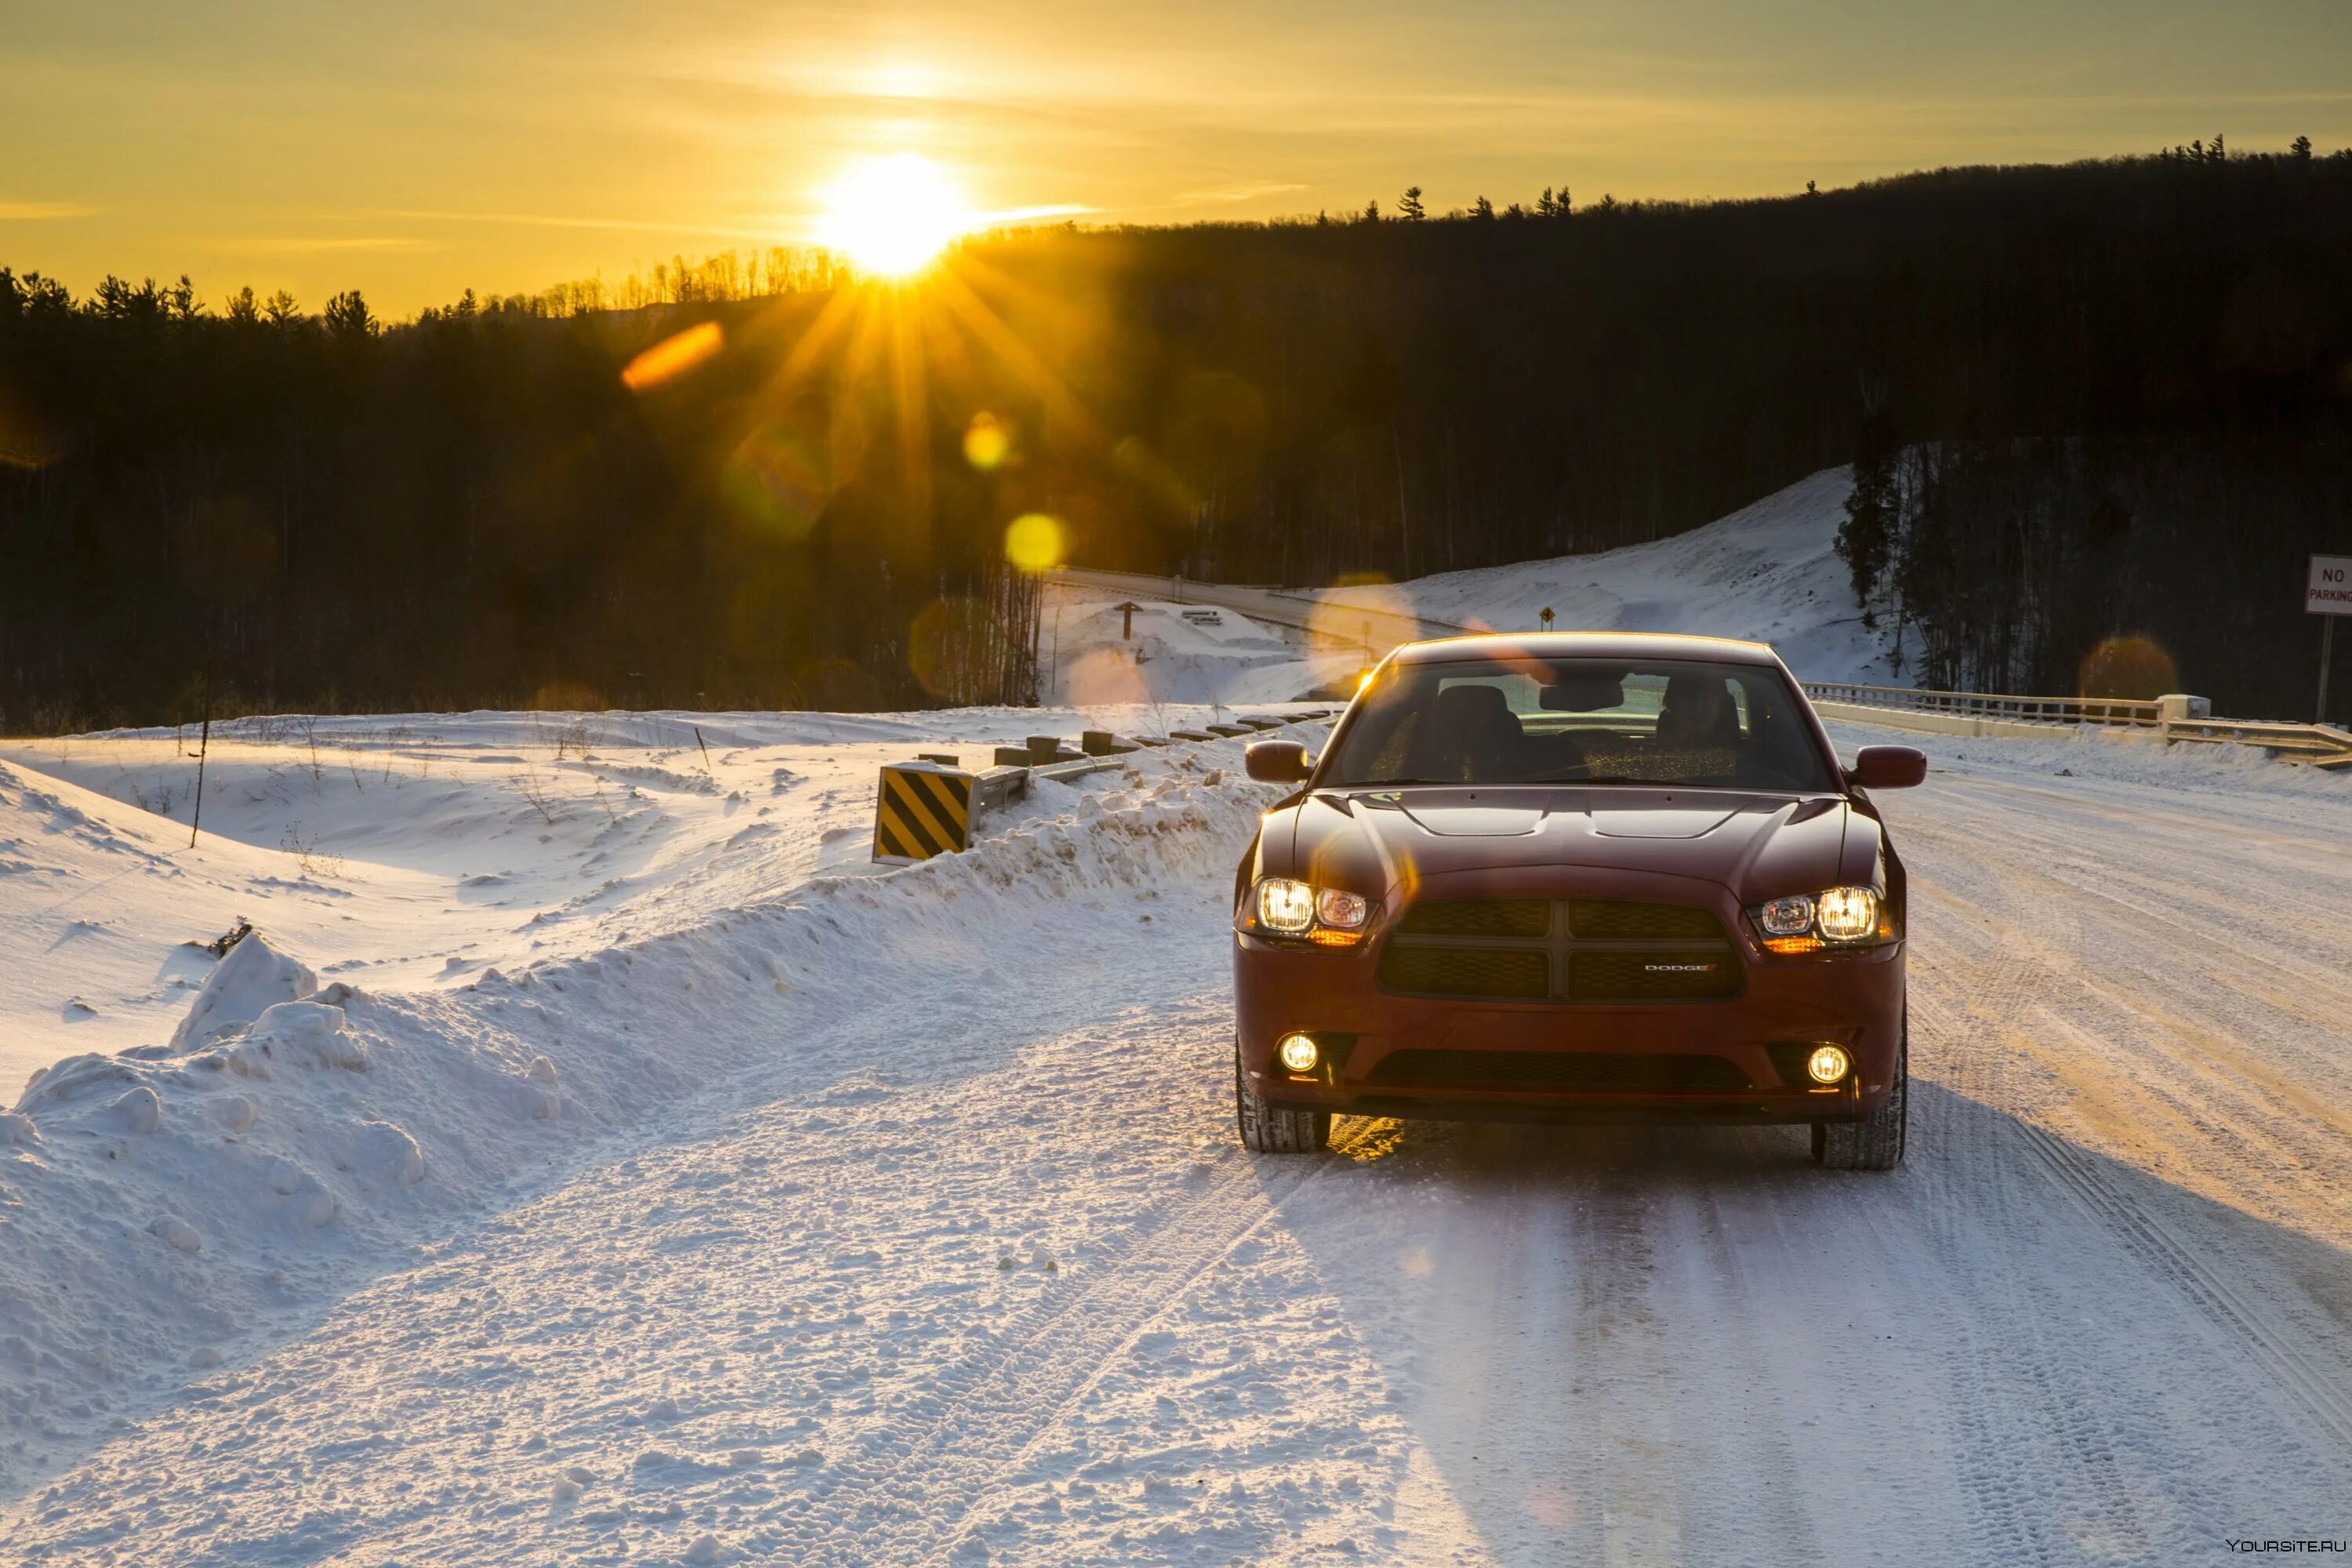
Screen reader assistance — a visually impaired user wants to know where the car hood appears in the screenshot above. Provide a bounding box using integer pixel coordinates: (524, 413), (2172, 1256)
(1264, 786), (1877, 905)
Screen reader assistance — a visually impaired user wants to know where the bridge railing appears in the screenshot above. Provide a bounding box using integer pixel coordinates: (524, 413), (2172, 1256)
(1801, 681), (2164, 728)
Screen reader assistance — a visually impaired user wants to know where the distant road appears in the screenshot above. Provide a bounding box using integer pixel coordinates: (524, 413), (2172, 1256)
(1046, 567), (1474, 657)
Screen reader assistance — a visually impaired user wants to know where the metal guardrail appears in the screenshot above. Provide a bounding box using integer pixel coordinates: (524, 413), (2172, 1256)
(1806, 683), (2352, 770)
(1802, 682), (2163, 728)
(2163, 717), (2352, 767)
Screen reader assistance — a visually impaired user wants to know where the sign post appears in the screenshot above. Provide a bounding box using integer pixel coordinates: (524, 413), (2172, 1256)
(2309, 554), (2352, 722)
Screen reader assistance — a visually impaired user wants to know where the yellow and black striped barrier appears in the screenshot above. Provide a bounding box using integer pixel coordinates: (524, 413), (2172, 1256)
(873, 762), (976, 865)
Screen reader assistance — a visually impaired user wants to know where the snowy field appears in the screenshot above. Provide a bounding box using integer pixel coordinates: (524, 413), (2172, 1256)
(2, 702), (2350, 1564)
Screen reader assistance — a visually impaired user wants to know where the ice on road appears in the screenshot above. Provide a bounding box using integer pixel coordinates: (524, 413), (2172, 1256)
(5, 717), (2351, 1565)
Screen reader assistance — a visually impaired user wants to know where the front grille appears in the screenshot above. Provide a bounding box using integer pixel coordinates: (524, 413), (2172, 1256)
(1381, 897), (1740, 1004)
(1569, 950), (1742, 1001)
(1378, 945), (1550, 1000)
(1568, 900), (1726, 939)
(1367, 1050), (1751, 1093)
(1396, 899), (1550, 938)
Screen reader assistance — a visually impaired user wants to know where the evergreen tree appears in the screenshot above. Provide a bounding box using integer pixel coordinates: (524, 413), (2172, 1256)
(2292, 135), (2314, 161)
(1472, 195), (1495, 220)
(324, 289), (376, 340)
(1835, 379), (1897, 624)
(1398, 186), (1425, 221)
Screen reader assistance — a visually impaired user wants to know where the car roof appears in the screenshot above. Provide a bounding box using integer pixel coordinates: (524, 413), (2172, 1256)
(1385, 631), (1787, 669)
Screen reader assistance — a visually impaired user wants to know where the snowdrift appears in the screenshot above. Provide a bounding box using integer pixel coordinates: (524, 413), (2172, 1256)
(0, 744), (1301, 1487)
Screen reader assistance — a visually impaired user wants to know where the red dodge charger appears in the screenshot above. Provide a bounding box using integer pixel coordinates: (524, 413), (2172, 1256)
(1232, 632), (1926, 1170)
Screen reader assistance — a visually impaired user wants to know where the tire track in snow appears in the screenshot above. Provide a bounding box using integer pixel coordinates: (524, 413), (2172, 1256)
(680, 1025), (1393, 1568)
(906, 1115), (1396, 1565)
(2014, 1116), (2352, 1453)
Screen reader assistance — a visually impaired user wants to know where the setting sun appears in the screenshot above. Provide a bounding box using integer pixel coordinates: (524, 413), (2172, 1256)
(815, 153), (971, 278)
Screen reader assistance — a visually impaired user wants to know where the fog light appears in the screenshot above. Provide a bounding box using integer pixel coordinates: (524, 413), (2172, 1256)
(1806, 1044), (1852, 1084)
(1277, 1033), (1320, 1073)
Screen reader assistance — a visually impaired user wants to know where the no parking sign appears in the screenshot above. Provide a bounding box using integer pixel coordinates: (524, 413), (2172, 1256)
(2310, 555), (2352, 615)
(2312, 555), (2352, 723)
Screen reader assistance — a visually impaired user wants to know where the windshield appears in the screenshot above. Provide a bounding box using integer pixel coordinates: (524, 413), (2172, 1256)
(1319, 654), (1840, 792)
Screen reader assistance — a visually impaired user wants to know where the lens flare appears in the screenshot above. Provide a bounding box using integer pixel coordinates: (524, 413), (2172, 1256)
(621, 321), (724, 390)
(963, 412), (1012, 470)
(1004, 513), (1065, 572)
(2077, 634), (2177, 701)
(817, 154), (971, 278)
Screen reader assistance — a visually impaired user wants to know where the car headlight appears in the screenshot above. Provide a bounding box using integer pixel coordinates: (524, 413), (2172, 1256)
(1257, 877), (1315, 935)
(1815, 886), (1878, 942)
(1316, 887), (1370, 929)
(1246, 877), (1377, 946)
(1747, 886), (1889, 949)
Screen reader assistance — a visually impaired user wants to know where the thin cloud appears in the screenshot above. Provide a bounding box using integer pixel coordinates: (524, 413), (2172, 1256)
(383, 209), (789, 242)
(216, 236), (437, 256)
(1169, 180), (1308, 205)
(0, 201), (96, 221)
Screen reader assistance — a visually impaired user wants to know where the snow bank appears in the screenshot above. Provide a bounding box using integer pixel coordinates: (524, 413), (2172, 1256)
(0, 742), (1301, 1486)
(1822, 717), (2352, 804)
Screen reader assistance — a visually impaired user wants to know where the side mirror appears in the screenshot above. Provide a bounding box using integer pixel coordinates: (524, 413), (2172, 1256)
(1847, 745), (1927, 790)
(1245, 739), (1312, 784)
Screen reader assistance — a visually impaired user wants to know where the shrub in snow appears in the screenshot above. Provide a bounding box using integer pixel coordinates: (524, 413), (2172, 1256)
(170, 931), (317, 1051)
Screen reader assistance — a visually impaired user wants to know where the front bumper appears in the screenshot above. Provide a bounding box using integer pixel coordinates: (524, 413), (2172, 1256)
(1234, 880), (1904, 1126)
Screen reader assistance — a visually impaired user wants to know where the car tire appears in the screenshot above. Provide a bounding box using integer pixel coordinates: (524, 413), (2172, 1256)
(1235, 1041), (1330, 1154)
(1814, 1023), (1907, 1171)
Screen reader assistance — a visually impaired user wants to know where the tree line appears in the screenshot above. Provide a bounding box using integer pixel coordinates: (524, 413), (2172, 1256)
(3, 139), (2350, 730)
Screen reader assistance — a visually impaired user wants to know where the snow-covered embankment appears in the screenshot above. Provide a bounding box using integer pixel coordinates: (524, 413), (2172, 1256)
(0, 744), (1293, 1489)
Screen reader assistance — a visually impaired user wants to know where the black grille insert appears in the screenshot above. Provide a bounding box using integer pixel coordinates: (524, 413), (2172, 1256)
(1568, 900), (1726, 939)
(1367, 1050), (1752, 1093)
(1396, 899), (1551, 938)
(1378, 945), (1551, 1000)
(1381, 898), (1740, 1003)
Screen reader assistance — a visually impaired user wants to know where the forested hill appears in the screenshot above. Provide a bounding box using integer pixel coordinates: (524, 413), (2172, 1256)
(5, 144), (2351, 729)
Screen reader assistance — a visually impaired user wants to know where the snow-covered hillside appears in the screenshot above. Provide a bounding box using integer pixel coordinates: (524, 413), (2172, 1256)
(1323, 466), (1892, 681)
(1044, 466), (1896, 710)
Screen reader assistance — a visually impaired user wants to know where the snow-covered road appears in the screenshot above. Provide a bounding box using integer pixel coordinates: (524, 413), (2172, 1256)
(6, 720), (2352, 1564)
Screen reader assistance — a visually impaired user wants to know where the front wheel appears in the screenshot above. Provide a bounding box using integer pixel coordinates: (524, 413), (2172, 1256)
(1235, 1040), (1330, 1154)
(1813, 1025), (1907, 1171)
